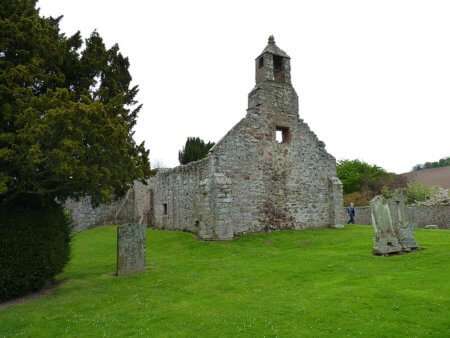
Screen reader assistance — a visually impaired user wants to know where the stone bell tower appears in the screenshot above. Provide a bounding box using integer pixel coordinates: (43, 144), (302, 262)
(248, 35), (299, 136)
(255, 35), (292, 84)
(149, 35), (344, 240)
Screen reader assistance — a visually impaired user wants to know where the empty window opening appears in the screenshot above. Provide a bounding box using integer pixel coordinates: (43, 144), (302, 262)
(273, 55), (282, 71)
(276, 130), (283, 143)
(273, 55), (285, 81)
(276, 126), (290, 144)
(163, 203), (168, 215)
(258, 56), (264, 68)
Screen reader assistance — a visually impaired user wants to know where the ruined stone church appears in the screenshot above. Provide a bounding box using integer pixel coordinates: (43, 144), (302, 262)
(149, 36), (344, 240)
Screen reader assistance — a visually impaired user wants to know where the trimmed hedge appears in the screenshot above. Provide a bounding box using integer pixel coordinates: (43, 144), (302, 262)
(0, 197), (71, 302)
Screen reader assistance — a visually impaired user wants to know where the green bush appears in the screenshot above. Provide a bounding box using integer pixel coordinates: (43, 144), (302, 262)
(406, 182), (436, 204)
(0, 197), (71, 302)
(343, 191), (373, 206)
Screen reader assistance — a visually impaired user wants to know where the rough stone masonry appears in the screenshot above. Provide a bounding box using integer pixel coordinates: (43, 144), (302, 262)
(116, 223), (146, 275)
(150, 36), (344, 240)
(370, 192), (419, 255)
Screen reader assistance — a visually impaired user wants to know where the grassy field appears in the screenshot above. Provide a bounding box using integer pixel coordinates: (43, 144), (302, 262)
(1, 225), (449, 338)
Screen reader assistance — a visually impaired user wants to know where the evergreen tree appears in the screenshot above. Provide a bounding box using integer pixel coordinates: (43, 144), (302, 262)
(0, 0), (150, 206)
(178, 137), (215, 165)
(0, 0), (151, 299)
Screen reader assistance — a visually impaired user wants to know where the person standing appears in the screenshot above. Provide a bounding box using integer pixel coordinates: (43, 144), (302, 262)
(347, 202), (356, 224)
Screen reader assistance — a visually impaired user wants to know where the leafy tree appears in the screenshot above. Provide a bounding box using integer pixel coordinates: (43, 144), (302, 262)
(337, 160), (389, 194)
(337, 160), (406, 206)
(412, 157), (450, 171)
(178, 137), (215, 165)
(0, 0), (150, 206)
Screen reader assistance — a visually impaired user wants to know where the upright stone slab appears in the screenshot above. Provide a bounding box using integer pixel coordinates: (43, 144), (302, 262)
(370, 195), (402, 255)
(388, 191), (418, 251)
(116, 223), (146, 276)
(424, 224), (439, 229)
(329, 176), (344, 228)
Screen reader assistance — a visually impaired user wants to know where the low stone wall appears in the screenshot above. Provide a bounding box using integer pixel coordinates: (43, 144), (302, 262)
(65, 181), (150, 232)
(64, 197), (123, 231)
(342, 205), (450, 228)
(408, 205), (450, 228)
(66, 182), (449, 232)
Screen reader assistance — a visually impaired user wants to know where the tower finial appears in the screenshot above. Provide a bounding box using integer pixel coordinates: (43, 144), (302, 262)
(268, 35), (275, 45)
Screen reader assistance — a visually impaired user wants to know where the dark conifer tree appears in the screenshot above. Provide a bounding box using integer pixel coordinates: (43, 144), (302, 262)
(0, 0), (150, 205)
(0, 0), (150, 299)
(178, 137), (215, 165)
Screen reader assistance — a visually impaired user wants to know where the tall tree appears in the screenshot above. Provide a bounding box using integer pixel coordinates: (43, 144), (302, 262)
(178, 137), (215, 165)
(336, 159), (405, 195)
(0, 1), (151, 299)
(0, 0), (150, 206)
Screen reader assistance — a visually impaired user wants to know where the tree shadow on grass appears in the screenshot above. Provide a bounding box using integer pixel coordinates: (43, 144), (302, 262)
(0, 278), (68, 311)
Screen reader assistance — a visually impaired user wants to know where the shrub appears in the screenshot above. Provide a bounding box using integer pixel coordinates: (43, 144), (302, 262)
(0, 197), (71, 302)
(406, 182), (436, 204)
(344, 191), (373, 206)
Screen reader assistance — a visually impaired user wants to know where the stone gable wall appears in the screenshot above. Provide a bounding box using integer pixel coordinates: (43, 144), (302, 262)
(148, 81), (343, 239)
(66, 40), (345, 237)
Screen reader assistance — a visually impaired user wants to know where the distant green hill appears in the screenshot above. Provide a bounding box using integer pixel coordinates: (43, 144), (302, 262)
(413, 157), (450, 171)
(403, 166), (450, 189)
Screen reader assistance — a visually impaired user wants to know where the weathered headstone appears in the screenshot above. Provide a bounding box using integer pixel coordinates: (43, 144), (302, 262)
(424, 224), (439, 229)
(370, 195), (402, 255)
(388, 191), (418, 251)
(116, 223), (146, 276)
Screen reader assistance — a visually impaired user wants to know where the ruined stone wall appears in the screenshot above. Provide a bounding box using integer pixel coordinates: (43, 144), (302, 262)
(148, 50), (343, 239)
(149, 81), (342, 240)
(341, 205), (450, 228)
(65, 181), (150, 231)
(67, 38), (344, 238)
(65, 197), (123, 231)
(228, 81), (340, 232)
(408, 205), (450, 228)
(150, 159), (211, 234)
(206, 112), (340, 238)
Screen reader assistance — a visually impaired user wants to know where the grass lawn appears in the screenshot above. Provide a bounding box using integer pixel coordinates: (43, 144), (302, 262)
(1, 225), (450, 337)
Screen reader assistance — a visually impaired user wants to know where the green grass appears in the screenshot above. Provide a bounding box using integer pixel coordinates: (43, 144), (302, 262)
(1, 225), (450, 338)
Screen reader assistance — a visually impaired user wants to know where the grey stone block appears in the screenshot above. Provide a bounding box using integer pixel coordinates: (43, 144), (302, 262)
(424, 224), (439, 229)
(371, 193), (419, 255)
(371, 195), (402, 255)
(388, 191), (418, 251)
(116, 223), (146, 276)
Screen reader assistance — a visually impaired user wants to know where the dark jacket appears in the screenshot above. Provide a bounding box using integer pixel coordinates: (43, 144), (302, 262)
(347, 207), (355, 217)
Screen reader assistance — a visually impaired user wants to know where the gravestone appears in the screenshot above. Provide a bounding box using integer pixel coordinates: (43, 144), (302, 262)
(116, 223), (146, 276)
(424, 224), (439, 229)
(370, 195), (402, 255)
(388, 191), (418, 251)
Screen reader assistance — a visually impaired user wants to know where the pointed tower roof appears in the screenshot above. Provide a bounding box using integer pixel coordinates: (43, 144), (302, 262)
(257, 35), (290, 59)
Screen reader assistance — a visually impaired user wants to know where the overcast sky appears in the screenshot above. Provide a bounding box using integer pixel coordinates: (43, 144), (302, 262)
(39, 0), (449, 173)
